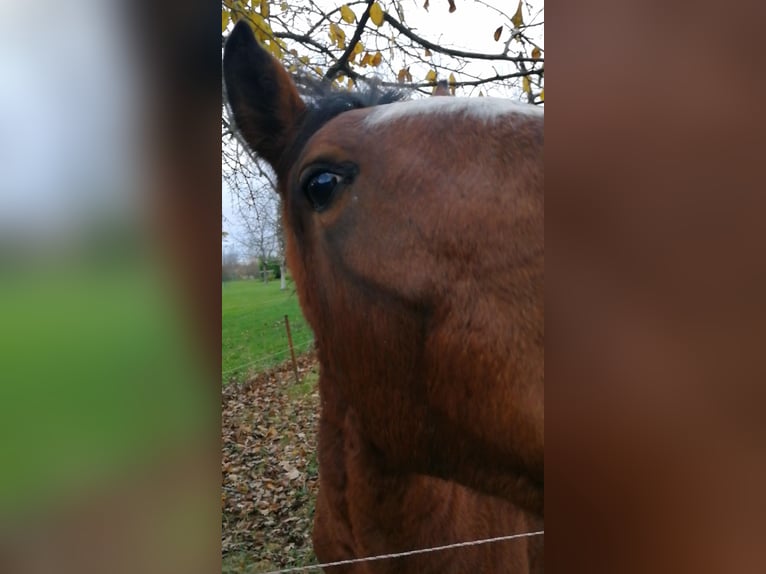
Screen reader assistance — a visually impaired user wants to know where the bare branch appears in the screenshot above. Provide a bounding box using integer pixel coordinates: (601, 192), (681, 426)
(352, 66), (543, 91)
(382, 12), (543, 64)
(325, 0), (375, 81)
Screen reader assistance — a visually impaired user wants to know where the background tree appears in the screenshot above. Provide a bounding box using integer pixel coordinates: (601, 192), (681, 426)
(222, 246), (240, 282)
(221, 0), (544, 283)
(221, 0), (543, 99)
(222, 143), (282, 281)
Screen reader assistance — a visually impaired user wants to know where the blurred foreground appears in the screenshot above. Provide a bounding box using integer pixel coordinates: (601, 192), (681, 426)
(0, 1), (220, 572)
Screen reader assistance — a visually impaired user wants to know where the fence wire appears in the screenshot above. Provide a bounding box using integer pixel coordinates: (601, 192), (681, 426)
(257, 530), (545, 574)
(222, 336), (315, 377)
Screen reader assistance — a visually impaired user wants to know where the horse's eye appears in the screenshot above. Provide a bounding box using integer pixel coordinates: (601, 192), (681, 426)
(305, 171), (342, 211)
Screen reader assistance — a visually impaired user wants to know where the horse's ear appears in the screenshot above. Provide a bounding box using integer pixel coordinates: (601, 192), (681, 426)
(223, 21), (305, 175)
(432, 80), (451, 97)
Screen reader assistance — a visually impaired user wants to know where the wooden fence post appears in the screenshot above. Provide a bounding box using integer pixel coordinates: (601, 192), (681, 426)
(284, 314), (300, 385)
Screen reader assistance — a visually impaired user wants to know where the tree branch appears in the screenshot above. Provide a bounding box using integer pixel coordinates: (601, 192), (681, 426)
(273, 31), (328, 53)
(354, 67), (543, 91)
(383, 12), (543, 64)
(324, 0), (375, 81)
(304, 0), (370, 37)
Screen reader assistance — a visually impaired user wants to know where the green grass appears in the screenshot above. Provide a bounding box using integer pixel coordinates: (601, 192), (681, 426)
(287, 368), (319, 400)
(222, 279), (314, 383)
(0, 260), (211, 519)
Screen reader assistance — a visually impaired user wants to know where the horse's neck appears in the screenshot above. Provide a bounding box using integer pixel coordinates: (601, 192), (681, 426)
(317, 372), (447, 510)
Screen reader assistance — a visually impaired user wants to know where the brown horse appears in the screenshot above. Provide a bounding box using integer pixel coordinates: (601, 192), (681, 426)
(224, 21), (543, 573)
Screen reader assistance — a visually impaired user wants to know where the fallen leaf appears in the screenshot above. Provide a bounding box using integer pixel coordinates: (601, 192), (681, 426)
(287, 468), (301, 480)
(222, 353), (321, 567)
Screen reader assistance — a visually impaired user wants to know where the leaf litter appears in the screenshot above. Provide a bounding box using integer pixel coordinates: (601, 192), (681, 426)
(222, 352), (320, 572)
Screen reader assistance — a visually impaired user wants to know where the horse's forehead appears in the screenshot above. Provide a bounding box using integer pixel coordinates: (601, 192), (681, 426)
(299, 97), (542, 162)
(360, 97), (543, 128)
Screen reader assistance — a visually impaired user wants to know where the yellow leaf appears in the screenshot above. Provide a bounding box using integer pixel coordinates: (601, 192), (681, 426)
(280, 2), (288, 11)
(268, 40), (282, 60)
(425, 69), (437, 83)
(511, 1), (524, 28)
(371, 51), (382, 67)
(347, 77), (355, 90)
(532, 46), (541, 59)
(248, 13), (271, 35)
(329, 22), (346, 48)
(314, 66), (323, 76)
(340, 5), (356, 24)
(261, 0), (269, 18)
(299, 56), (310, 66)
(370, 2), (385, 27)
(397, 68), (407, 83)
(230, 2), (243, 24)
(328, 23), (346, 49)
(522, 76), (531, 94)
(222, 9), (230, 32)
(539, 89), (544, 102)
(493, 26), (502, 42)
(448, 73), (456, 86)
(352, 42), (364, 56)
(360, 52), (372, 67)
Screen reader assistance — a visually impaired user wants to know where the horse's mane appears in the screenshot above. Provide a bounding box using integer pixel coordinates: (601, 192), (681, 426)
(296, 74), (407, 113)
(277, 75), (407, 174)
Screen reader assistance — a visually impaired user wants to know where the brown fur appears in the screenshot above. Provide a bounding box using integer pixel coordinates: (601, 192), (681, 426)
(312, 381), (543, 573)
(224, 21), (544, 573)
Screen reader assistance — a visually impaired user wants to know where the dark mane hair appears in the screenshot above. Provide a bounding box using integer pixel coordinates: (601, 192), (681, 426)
(277, 75), (407, 174)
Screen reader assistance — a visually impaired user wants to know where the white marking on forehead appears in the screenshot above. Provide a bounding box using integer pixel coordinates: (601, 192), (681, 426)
(362, 96), (543, 127)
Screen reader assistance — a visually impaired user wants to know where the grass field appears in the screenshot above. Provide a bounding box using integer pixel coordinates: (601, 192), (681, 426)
(222, 279), (314, 383)
(0, 262), (210, 519)
(221, 279), (320, 572)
